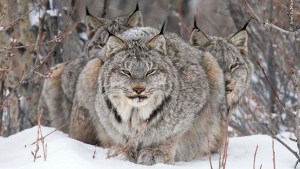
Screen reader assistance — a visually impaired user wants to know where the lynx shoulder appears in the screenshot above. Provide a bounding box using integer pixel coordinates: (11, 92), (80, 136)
(190, 20), (254, 116)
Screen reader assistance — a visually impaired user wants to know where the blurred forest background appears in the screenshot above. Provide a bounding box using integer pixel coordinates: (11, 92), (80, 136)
(0, 0), (299, 137)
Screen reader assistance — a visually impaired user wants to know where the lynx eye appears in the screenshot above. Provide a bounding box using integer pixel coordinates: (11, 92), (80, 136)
(121, 70), (132, 77)
(229, 63), (239, 71)
(146, 69), (156, 77)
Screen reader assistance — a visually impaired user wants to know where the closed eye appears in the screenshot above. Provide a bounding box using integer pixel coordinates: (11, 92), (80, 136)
(146, 69), (156, 77)
(121, 70), (131, 77)
(229, 63), (239, 71)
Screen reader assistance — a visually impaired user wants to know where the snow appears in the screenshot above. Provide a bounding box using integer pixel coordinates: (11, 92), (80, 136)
(0, 126), (298, 169)
(28, 4), (45, 26)
(46, 9), (59, 17)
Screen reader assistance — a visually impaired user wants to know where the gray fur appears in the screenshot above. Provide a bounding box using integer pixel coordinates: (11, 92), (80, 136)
(95, 27), (226, 165)
(190, 26), (254, 117)
(39, 8), (143, 135)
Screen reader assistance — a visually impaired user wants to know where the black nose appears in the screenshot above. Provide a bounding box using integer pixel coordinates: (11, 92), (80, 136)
(132, 87), (145, 94)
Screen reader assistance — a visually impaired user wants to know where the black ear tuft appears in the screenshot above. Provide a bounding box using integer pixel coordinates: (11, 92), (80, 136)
(86, 7), (91, 16)
(193, 15), (199, 30)
(240, 18), (253, 31)
(135, 3), (139, 12)
(160, 21), (166, 35)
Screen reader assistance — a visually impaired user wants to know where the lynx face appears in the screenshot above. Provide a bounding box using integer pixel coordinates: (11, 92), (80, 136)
(190, 25), (254, 111)
(84, 7), (143, 59)
(101, 32), (173, 122)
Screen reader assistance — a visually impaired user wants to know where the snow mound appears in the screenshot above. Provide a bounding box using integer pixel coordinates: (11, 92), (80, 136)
(0, 126), (297, 169)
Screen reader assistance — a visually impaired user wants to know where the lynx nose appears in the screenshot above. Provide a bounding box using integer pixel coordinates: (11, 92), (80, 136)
(132, 87), (145, 94)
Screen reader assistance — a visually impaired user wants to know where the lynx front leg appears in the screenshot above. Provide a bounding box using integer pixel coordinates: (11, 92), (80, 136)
(136, 140), (177, 165)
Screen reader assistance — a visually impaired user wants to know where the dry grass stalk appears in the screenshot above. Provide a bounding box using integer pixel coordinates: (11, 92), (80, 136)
(253, 145), (258, 169)
(272, 138), (276, 169)
(32, 110), (47, 162)
(93, 145), (97, 159)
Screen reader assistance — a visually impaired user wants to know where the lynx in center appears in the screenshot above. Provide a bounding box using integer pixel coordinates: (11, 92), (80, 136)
(95, 26), (226, 165)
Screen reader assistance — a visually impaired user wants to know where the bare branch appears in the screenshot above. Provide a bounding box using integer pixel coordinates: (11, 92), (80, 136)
(244, 0), (300, 35)
(0, 0), (48, 32)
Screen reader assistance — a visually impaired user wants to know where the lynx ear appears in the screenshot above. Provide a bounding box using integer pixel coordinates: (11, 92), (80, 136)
(106, 36), (127, 57)
(146, 22), (166, 55)
(147, 35), (166, 55)
(228, 30), (248, 54)
(86, 8), (107, 39)
(189, 19), (210, 50)
(126, 4), (144, 27)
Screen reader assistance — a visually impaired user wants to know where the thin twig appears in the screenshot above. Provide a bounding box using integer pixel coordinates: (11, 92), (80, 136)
(0, 18), (80, 104)
(0, 0), (48, 32)
(93, 144), (97, 159)
(253, 145), (258, 169)
(272, 138), (276, 169)
(257, 60), (286, 108)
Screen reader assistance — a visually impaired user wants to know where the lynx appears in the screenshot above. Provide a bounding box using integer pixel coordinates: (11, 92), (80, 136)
(189, 20), (254, 117)
(39, 5), (143, 133)
(90, 26), (227, 165)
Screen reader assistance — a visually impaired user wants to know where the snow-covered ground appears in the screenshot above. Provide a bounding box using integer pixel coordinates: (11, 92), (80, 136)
(0, 126), (297, 169)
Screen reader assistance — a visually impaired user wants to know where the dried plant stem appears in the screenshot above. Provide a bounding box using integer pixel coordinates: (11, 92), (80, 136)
(253, 145), (258, 169)
(272, 138), (276, 169)
(93, 145), (97, 159)
(257, 60), (285, 108)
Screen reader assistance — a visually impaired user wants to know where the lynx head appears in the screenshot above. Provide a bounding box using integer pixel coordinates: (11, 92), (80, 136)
(84, 4), (143, 59)
(190, 20), (254, 109)
(100, 26), (174, 122)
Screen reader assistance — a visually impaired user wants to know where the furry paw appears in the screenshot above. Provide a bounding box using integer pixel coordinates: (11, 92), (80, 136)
(136, 148), (172, 166)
